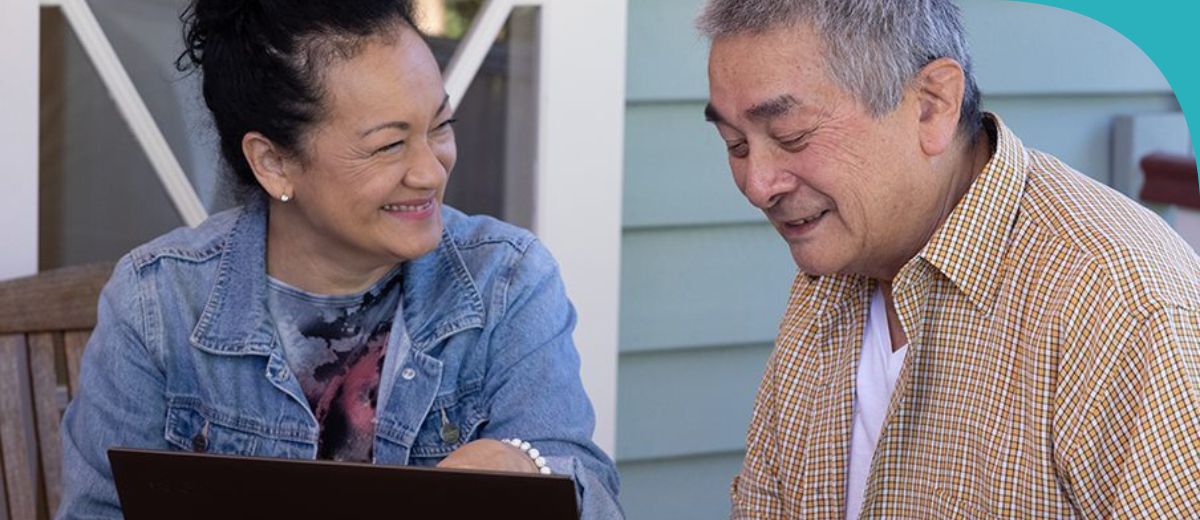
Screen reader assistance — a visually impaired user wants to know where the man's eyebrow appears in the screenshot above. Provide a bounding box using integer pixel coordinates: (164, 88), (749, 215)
(746, 95), (798, 121)
(361, 94), (451, 137)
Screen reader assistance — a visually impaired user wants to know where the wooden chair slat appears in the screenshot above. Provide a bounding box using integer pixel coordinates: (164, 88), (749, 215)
(0, 384), (9, 520)
(63, 331), (89, 402)
(0, 335), (38, 520)
(0, 262), (110, 518)
(0, 263), (113, 336)
(0, 456), (8, 520)
(28, 333), (64, 516)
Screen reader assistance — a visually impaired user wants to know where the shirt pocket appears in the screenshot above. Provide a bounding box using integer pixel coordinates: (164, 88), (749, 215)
(408, 381), (487, 460)
(164, 400), (270, 456)
(929, 482), (991, 520)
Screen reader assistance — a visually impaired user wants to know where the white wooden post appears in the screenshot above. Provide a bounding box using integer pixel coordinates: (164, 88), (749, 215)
(536, 0), (626, 456)
(442, 0), (625, 457)
(0, 0), (40, 280)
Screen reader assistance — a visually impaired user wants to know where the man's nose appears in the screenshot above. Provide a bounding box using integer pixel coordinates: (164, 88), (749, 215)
(742, 151), (797, 210)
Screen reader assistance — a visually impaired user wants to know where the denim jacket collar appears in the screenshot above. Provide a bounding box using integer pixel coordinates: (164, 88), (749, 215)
(189, 197), (485, 356)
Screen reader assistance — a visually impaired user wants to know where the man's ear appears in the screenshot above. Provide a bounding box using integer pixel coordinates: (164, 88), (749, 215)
(242, 131), (295, 201)
(914, 57), (966, 157)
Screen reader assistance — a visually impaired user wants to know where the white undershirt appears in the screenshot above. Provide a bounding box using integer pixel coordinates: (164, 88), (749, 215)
(845, 287), (908, 520)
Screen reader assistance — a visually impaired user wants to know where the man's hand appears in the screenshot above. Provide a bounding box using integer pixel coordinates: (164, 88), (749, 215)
(436, 439), (540, 474)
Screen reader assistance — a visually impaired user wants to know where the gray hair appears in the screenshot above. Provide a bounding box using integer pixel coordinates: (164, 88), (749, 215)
(698, 0), (982, 138)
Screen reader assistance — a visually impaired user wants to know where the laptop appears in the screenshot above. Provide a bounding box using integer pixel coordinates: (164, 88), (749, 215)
(109, 448), (579, 519)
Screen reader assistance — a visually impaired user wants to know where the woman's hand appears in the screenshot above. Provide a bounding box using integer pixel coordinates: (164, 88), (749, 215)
(436, 439), (540, 474)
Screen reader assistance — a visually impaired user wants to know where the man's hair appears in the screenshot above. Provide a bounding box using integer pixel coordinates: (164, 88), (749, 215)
(698, 0), (982, 139)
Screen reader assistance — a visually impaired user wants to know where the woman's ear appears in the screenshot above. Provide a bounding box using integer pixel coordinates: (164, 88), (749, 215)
(242, 132), (295, 201)
(914, 57), (966, 157)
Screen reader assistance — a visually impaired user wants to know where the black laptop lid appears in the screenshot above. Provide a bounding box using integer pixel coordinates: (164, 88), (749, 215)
(109, 448), (579, 520)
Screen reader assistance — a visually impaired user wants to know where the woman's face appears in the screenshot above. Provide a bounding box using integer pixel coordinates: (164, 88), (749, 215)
(279, 26), (456, 271)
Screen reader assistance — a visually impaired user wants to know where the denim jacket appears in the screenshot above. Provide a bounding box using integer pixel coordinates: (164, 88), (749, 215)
(58, 199), (622, 519)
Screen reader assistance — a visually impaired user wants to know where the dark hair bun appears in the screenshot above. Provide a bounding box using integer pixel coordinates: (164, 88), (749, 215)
(178, 0), (259, 72)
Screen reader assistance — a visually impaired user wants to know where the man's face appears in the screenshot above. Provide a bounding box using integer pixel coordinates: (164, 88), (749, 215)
(707, 25), (930, 278)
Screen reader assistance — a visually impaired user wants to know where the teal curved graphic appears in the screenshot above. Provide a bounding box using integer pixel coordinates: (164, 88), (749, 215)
(1021, 1), (1198, 188)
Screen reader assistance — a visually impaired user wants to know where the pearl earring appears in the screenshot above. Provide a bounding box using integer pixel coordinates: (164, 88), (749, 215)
(280, 193), (291, 202)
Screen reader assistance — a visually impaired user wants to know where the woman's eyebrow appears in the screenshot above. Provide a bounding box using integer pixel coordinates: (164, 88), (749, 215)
(360, 94), (450, 137)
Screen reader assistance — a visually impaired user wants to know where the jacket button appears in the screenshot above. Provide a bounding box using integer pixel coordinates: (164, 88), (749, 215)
(192, 431), (208, 452)
(401, 367), (416, 380)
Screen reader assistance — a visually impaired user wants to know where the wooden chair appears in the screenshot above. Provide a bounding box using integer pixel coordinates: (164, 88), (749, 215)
(0, 262), (113, 520)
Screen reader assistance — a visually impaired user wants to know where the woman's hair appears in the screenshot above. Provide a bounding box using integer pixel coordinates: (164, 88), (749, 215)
(176, 0), (419, 194)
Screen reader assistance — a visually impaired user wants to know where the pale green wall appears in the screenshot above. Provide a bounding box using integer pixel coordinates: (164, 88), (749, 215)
(617, 1), (1180, 519)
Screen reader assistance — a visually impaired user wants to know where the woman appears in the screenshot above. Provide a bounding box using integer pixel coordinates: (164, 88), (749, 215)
(57, 1), (621, 518)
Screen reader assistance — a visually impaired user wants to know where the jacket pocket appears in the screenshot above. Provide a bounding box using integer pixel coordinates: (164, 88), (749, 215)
(408, 382), (486, 459)
(164, 400), (270, 456)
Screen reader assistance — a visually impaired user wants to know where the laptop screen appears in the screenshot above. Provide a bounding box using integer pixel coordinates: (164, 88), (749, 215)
(109, 448), (579, 519)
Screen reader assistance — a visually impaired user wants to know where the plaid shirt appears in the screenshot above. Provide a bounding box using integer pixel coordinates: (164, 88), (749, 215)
(732, 116), (1200, 518)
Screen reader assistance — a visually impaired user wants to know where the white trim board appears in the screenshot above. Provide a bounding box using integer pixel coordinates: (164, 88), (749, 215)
(0, 0), (40, 280)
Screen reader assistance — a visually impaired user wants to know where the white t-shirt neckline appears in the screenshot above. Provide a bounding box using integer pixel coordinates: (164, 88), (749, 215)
(844, 286), (908, 520)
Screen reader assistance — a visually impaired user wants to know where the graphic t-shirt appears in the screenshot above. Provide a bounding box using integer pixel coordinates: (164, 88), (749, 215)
(266, 268), (403, 462)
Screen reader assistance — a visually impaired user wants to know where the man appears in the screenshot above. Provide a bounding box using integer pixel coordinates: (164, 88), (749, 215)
(697, 0), (1200, 518)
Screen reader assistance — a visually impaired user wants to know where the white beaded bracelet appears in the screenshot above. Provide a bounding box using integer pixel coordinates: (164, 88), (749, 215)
(501, 438), (552, 474)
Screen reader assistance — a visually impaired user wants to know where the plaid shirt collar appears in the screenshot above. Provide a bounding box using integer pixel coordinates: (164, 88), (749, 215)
(917, 114), (1030, 315)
